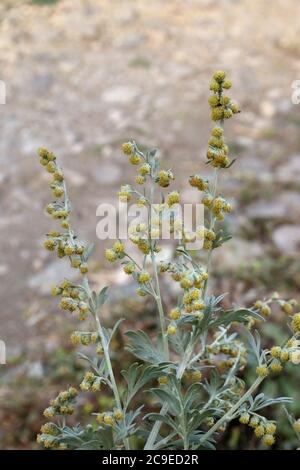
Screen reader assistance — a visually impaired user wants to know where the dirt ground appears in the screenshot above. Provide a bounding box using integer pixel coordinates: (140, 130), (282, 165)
(0, 0), (300, 448)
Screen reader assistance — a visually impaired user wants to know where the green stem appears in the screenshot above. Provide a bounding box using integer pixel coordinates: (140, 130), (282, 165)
(151, 252), (169, 360)
(199, 377), (264, 445)
(82, 275), (130, 450)
(203, 167), (218, 299)
(144, 342), (193, 450)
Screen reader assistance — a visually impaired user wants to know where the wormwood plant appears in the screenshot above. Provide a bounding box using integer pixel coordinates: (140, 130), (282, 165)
(37, 72), (300, 450)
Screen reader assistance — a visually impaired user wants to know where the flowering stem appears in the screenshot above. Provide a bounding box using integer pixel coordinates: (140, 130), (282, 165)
(82, 275), (130, 450)
(199, 377), (264, 446)
(149, 182), (169, 361)
(144, 345), (193, 450)
(203, 167), (219, 299)
(151, 252), (169, 361)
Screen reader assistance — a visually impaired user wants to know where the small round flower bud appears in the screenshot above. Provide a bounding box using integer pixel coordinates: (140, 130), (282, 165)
(64, 244), (74, 256)
(262, 434), (275, 446)
(281, 301), (293, 315)
(270, 346), (281, 358)
(46, 161), (56, 173)
(113, 241), (124, 254)
(265, 422), (276, 435)
(190, 370), (202, 382)
(114, 410), (123, 421)
(239, 412), (250, 425)
(261, 304), (271, 317)
(136, 287), (147, 297)
(208, 95), (219, 107)
(103, 414), (114, 426)
(254, 424), (265, 438)
(52, 186), (64, 198)
(123, 262), (135, 275)
(270, 360), (283, 373)
(139, 163), (151, 176)
(249, 416), (259, 428)
(291, 313), (300, 333)
(158, 376), (168, 385)
(157, 170), (174, 188)
(213, 70), (226, 83)
(169, 308), (181, 320)
(256, 365), (269, 377)
(222, 79), (232, 89)
(135, 175), (145, 185)
(129, 154), (141, 165)
(43, 407), (55, 419)
(166, 191), (180, 207)
(80, 263), (88, 274)
(290, 350), (300, 364)
(293, 419), (300, 433)
(71, 258), (81, 268)
(122, 142), (134, 155)
(167, 325), (177, 335)
(105, 249), (117, 262)
(96, 413), (104, 424)
(209, 80), (220, 92)
(280, 349), (290, 362)
(138, 271), (151, 283)
(44, 239), (56, 251)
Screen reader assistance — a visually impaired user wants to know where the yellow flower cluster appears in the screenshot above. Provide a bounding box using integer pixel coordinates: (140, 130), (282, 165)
(239, 413), (276, 446)
(196, 227), (216, 250)
(254, 300), (271, 317)
(291, 313), (300, 333)
(280, 299), (297, 315)
(270, 337), (300, 367)
(36, 422), (63, 449)
(166, 191), (180, 207)
(209, 71), (239, 122)
(123, 261), (136, 275)
(169, 308), (181, 320)
(105, 241), (125, 263)
(158, 375), (169, 385)
(51, 278), (89, 320)
(156, 169), (174, 188)
(70, 331), (99, 346)
(97, 409), (123, 427)
(189, 174), (209, 191)
(202, 194), (232, 222)
(43, 387), (77, 419)
(208, 340), (247, 369)
(38, 148), (90, 275)
(293, 419), (300, 433)
(118, 184), (133, 202)
(138, 271), (151, 284)
(80, 371), (102, 392)
(256, 365), (269, 377)
(167, 325), (177, 335)
(206, 127), (230, 168)
(38, 147), (65, 201)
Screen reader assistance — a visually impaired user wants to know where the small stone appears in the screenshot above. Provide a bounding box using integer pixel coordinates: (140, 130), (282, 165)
(275, 155), (300, 183)
(101, 86), (140, 105)
(27, 361), (44, 379)
(93, 164), (121, 185)
(260, 101), (276, 118)
(246, 200), (286, 220)
(28, 259), (78, 295)
(64, 168), (87, 187)
(30, 73), (53, 93)
(0, 264), (8, 276)
(272, 225), (300, 254)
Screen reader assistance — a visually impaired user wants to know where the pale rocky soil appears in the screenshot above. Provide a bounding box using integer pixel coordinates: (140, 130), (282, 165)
(1, 0), (300, 355)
